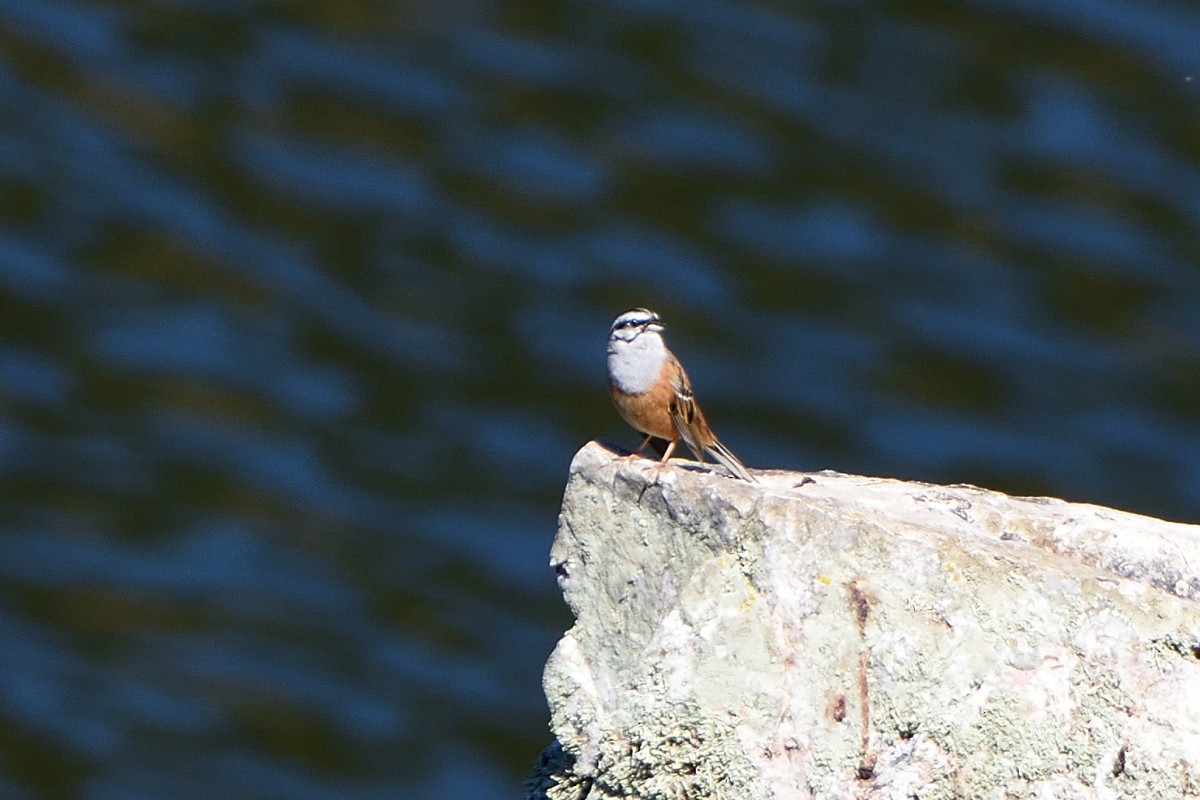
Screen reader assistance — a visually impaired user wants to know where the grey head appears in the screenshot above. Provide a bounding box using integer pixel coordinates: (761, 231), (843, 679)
(609, 308), (665, 343)
(607, 308), (669, 394)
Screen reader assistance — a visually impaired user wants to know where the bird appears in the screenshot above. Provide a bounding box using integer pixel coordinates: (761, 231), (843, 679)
(606, 308), (756, 482)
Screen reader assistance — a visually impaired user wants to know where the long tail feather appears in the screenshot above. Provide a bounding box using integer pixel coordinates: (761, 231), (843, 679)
(704, 438), (757, 482)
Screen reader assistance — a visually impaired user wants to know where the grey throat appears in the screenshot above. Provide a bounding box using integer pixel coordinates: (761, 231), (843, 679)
(607, 331), (668, 395)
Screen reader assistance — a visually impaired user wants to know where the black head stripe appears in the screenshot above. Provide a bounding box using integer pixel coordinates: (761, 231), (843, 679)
(615, 309), (660, 330)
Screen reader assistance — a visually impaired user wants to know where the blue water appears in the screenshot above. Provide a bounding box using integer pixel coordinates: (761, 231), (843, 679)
(0, 0), (1197, 797)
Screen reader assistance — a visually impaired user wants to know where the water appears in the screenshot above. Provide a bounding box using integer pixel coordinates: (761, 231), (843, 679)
(0, 0), (1197, 797)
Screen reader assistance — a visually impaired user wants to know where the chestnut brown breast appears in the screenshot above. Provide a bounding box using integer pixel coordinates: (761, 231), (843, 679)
(609, 359), (679, 441)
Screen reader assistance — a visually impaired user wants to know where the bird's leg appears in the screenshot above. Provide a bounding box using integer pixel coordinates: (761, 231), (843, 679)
(639, 437), (679, 486)
(617, 434), (655, 462)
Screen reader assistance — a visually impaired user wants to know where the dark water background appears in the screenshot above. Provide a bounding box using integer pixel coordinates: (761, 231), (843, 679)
(0, 0), (1197, 797)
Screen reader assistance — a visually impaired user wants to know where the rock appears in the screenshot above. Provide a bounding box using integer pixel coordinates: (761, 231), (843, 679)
(527, 441), (1200, 800)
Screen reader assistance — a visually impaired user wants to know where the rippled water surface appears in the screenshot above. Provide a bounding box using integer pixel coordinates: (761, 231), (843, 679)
(0, 1), (1198, 797)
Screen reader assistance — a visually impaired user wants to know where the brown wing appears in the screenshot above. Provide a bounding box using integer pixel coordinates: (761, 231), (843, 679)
(665, 355), (707, 462)
(666, 353), (757, 482)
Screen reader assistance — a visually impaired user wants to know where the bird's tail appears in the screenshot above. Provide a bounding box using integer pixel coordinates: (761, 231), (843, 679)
(703, 438), (757, 482)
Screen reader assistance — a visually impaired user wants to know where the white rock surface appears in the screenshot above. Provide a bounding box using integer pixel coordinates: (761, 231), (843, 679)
(528, 441), (1200, 800)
